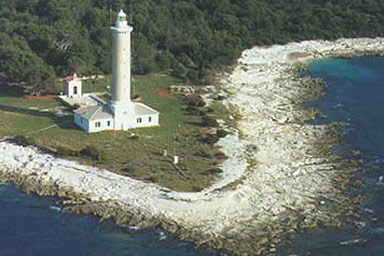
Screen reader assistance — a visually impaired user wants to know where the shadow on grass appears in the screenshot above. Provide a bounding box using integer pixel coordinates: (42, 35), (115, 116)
(0, 104), (79, 130)
(186, 121), (205, 127)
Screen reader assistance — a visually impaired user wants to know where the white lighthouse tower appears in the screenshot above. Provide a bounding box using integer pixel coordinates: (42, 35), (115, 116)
(73, 10), (159, 133)
(109, 10), (134, 130)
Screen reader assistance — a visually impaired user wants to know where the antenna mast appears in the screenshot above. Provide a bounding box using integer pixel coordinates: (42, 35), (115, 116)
(109, 4), (112, 25)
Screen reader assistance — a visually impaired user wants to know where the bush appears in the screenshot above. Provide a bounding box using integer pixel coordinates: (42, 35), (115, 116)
(216, 129), (228, 138)
(202, 116), (218, 127)
(202, 134), (220, 145)
(192, 186), (203, 192)
(200, 168), (223, 176)
(195, 148), (213, 158)
(12, 135), (35, 146)
(155, 51), (173, 71)
(208, 168), (223, 174)
(80, 145), (108, 162)
(184, 95), (206, 107)
(214, 151), (226, 159)
(56, 146), (78, 157)
(186, 106), (204, 115)
(214, 95), (226, 101)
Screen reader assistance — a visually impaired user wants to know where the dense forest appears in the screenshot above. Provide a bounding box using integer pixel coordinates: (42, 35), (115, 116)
(0, 0), (384, 90)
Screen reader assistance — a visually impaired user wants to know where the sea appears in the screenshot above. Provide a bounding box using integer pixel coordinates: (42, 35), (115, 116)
(0, 56), (384, 256)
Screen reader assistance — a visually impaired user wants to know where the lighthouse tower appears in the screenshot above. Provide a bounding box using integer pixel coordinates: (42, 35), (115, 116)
(73, 9), (159, 133)
(109, 10), (134, 130)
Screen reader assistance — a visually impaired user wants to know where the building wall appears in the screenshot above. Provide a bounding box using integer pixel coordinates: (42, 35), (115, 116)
(113, 111), (159, 131)
(74, 113), (159, 133)
(63, 82), (69, 96)
(110, 102), (135, 130)
(133, 114), (159, 128)
(88, 119), (115, 133)
(74, 114), (89, 132)
(63, 80), (82, 98)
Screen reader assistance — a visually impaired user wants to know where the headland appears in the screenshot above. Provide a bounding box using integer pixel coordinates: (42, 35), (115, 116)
(1, 37), (384, 255)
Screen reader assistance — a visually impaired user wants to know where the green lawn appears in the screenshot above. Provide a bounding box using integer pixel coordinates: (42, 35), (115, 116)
(0, 74), (228, 192)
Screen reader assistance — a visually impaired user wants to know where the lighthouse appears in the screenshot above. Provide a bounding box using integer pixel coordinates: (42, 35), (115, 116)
(109, 10), (134, 130)
(111, 10), (132, 104)
(73, 10), (159, 133)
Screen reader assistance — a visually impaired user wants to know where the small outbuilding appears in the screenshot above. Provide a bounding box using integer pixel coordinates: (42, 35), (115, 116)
(63, 73), (82, 98)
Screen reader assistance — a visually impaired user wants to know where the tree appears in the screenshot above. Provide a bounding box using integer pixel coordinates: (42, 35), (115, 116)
(0, 46), (56, 91)
(0, 0), (384, 85)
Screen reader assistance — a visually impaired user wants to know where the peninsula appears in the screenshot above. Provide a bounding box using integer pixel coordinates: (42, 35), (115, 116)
(1, 38), (384, 255)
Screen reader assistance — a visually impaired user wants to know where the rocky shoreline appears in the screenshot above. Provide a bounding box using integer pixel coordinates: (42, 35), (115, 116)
(1, 38), (384, 255)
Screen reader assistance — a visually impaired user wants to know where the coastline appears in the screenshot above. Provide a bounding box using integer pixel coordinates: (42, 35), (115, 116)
(1, 38), (384, 255)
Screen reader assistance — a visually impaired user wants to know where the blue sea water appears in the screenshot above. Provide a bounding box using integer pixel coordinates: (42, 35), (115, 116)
(1, 56), (384, 256)
(0, 183), (214, 256)
(286, 56), (384, 255)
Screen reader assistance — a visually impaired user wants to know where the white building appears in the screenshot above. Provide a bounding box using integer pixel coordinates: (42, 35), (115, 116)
(63, 73), (82, 98)
(74, 10), (159, 133)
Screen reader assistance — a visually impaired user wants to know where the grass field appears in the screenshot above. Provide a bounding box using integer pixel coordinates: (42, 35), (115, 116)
(0, 74), (229, 192)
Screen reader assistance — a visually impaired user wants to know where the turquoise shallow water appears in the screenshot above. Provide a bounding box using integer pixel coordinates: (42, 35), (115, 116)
(285, 56), (384, 255)
(1, 56), (384, 256)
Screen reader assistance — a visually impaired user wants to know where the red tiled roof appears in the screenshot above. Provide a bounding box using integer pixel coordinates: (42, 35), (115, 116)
(63, 76), (74, 82)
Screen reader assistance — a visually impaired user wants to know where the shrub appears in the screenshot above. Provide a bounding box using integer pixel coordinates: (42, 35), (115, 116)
(12, 135), (35, 146)
(186, 106), (204, 115)
(184, 95), (206, 107)
(200, 168), (223, 176)
(208, 168), (223, 174)
(192, 186), (203, 192)
(214, 153), (227, 160)
(80, 145), (108, 162)
(202, 134), (220, 145)
(56, 146), (78, 157)
(214, 95), (225, 101)
(195, 148), (213, 158)
(202, 116), (218, 127)
(216, 129), (228, 138)
(139, 58), (159, 74)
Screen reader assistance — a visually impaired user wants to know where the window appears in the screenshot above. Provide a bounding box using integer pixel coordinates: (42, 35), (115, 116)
(107, 121), (111, 127)
(95, 122), (101, 128)
(148, 116), (152, 122)
(137, 118), (142, 123)
(80, 118), (83, 124)
(73, 86), (77, 95)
